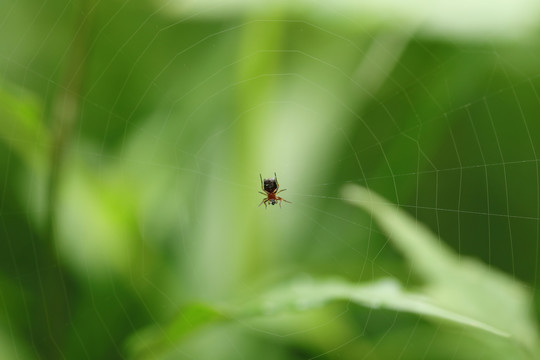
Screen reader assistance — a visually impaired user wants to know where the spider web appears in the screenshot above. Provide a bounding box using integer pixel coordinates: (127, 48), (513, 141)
(0, 0), (539, 359)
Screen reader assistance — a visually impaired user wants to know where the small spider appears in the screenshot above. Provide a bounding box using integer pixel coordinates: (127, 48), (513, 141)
(258, 172), (291, 209)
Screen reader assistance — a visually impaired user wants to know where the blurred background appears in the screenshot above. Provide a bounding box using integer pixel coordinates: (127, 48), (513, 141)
(1, 0), (540, 359)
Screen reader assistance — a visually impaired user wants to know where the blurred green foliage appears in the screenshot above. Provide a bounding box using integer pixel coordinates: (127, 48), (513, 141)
(1, 0), (540, 359)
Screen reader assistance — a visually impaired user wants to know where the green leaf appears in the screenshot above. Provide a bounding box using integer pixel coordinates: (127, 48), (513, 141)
(128, 277), (518, 359)
(128, 186), (539, 359)
(161, 0), (540, 40)
(0, 84), (49, 170)
(127, 303), (227, 359)
(342, 184), (539, 356)
(242, 277), (510, 337)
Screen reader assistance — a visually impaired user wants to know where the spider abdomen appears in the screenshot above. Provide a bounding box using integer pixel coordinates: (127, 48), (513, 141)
(263, 178), (278, 193)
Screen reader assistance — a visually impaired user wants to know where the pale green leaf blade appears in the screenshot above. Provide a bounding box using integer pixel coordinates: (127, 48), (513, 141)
(161, 0), (540, 40)
(128, 278), (516, 359)
(342, 184), (539, 354)
(243, 277), (510, 338)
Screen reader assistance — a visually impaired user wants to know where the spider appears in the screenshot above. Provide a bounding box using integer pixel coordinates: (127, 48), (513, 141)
(258, 172), (291, 209)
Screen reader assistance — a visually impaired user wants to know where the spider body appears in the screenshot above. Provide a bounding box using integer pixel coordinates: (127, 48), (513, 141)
(258, 172), (291, 209)
(263, 178), (278, 193)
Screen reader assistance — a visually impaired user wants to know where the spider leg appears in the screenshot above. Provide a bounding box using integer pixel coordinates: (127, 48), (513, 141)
(277, 197), (291, 205)
(260, 173), (264, 191)
(274, 172), (279, 190)
(258, 198), (268, 209)
(258, 191), (267, 196)
(276, 188), (287, 194)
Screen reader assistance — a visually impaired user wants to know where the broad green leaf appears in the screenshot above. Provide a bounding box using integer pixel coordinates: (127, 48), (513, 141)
(128, 187), (539, 359)
(128, 277), (517, 359)
(242, 277), (510, 337)
(342, 184), (539, 356)
(161, 0), (540, 40)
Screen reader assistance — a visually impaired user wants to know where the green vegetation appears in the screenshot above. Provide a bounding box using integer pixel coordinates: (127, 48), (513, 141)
(1, 0), (539, 359)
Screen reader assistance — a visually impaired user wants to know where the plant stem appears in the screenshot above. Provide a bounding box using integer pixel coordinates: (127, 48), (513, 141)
(40, 1), (94, 358)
